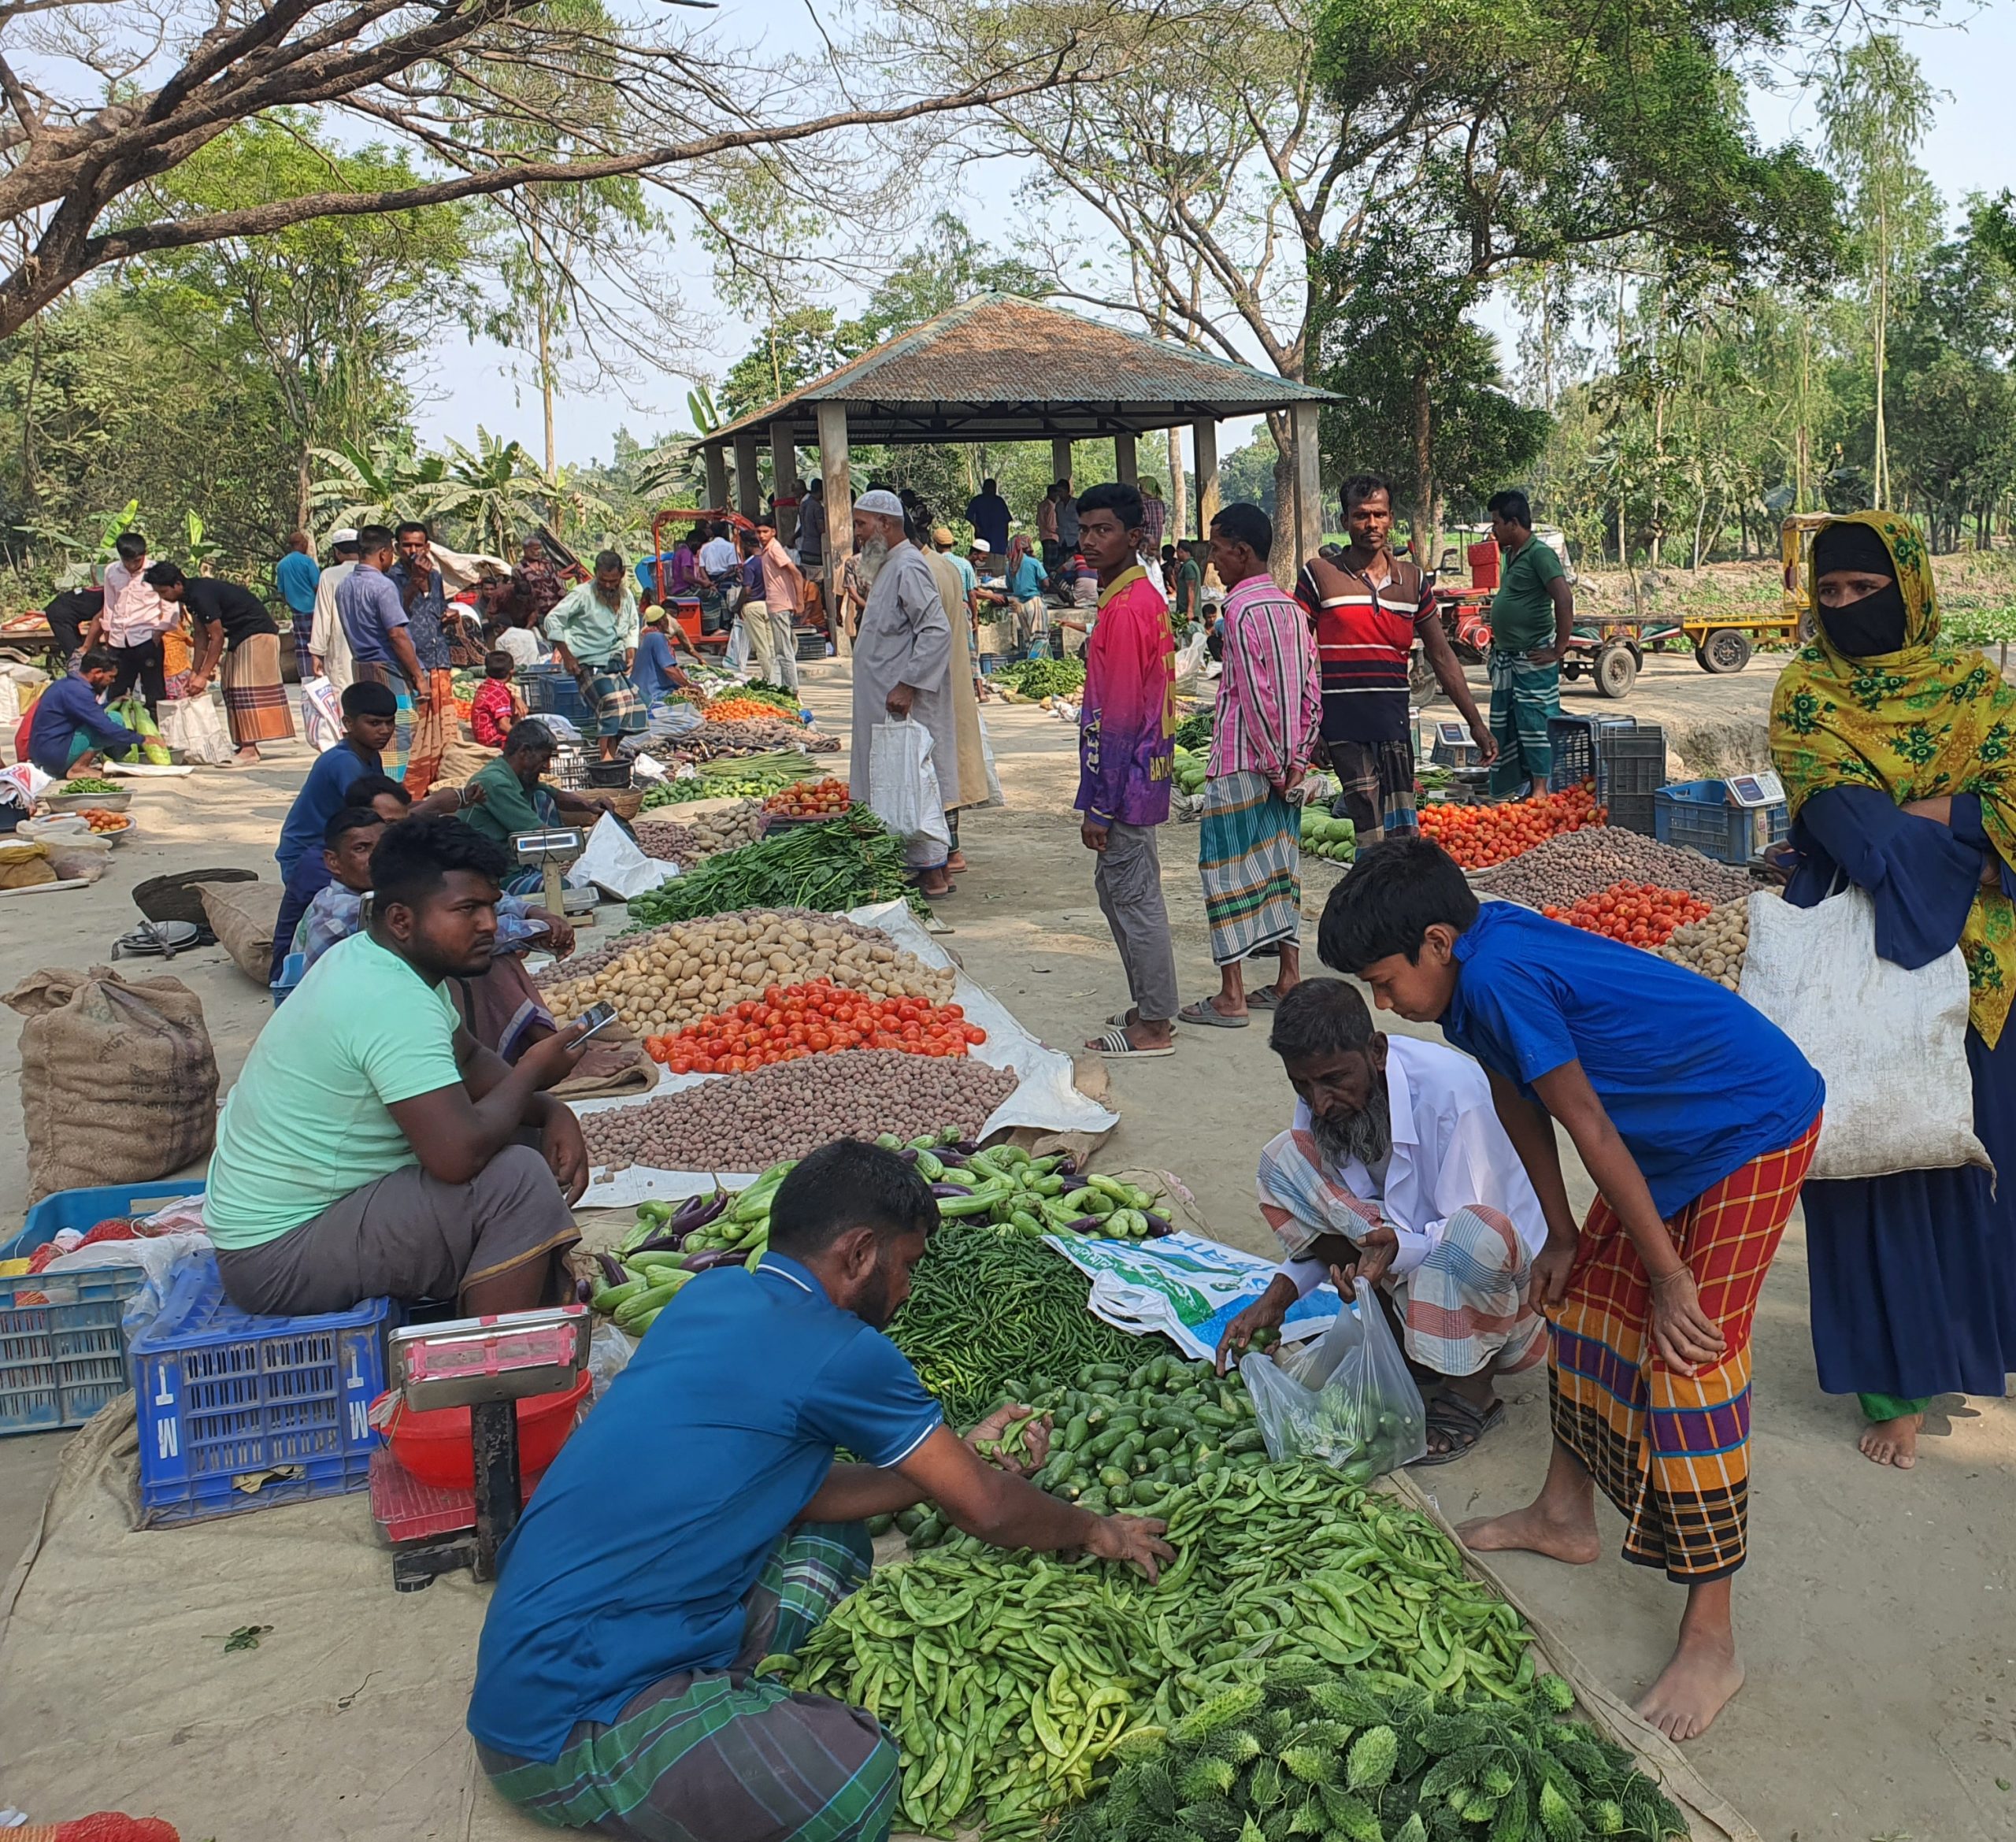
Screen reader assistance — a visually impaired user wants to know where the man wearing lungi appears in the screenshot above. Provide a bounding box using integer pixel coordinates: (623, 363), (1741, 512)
(149, 563), (296, 764)
(1180, 502), (1319, 1030)
(1482, 488), (1573, 798)
(544, 549), (646, 762)
(392, 520), (458, 794)
(1321, 838), (1824, 1742)
(469, 1141), (1173, 1842)
(1217, 978), (1547, 1460)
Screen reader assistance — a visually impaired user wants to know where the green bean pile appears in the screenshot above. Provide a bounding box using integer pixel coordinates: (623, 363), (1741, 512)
(776, 1466), (1536, 1840)
(887, 1224), (1166, 1426)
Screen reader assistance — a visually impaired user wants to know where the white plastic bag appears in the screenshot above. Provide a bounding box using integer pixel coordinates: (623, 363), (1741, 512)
(158, 691), (234, 766)
(1240, 1276), (1426, 1481)
(1740, 885), (1988, 1179)
(300, 674), (343, 753)
(867, 717), (950, 852)
(576, 810), (676, 899)
(1173, 627), (1210, 695)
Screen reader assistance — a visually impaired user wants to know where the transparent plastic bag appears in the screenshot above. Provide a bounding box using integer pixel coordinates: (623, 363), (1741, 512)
(1240, 1275), (1426, 1482)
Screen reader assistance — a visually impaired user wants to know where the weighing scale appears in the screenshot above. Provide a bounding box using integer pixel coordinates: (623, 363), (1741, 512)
(512, 825), (584, 918)
(371, 1303), (591, 1591)
(1722, 770), (1787, 860)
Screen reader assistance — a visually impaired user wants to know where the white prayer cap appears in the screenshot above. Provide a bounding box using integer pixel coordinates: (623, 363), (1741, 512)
(330, 528), (359, 546)
(969, 538), (991, 552)
(856, 489), (903, 517)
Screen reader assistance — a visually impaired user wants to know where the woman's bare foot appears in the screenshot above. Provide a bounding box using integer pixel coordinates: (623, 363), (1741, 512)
(1457, 1496), (1602, 1565)
(1858, 1411), (1922, 1468)
(1636, 1634), (1745, 1742)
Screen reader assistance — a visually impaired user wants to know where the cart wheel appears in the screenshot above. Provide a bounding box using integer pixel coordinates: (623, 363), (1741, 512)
(1595, 643), (1638, 699)
(1696, 628), (1753, 674)
(1407, 647), (1439, 702)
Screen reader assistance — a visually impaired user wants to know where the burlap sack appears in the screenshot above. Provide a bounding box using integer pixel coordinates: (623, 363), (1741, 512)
(197, 880), (286, 984)
(3, 965), (219, 1203)
(0, 839), (55, 891)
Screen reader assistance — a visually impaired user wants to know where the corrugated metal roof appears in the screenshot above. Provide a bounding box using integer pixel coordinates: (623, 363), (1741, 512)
(702, 295), (1332, 448)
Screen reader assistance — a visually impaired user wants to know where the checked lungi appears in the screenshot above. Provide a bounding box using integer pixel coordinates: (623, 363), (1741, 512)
(1548, 1115), (1820, 1583)
(402, 665), (458, 796)
(478, 1521), (896, 1842)
(580, 659), (648, 742)
(1329, 737), (1418, 842)
(1199, 769), (1303, 965)
(220, 633), (296, 747)
(1487, 647), (1560, 795)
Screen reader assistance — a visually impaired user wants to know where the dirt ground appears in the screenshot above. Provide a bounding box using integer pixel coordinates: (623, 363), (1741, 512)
(2, 649), (2012, 1841)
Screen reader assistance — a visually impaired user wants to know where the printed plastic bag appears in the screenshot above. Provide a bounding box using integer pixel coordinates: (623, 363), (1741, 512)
(1740, 885), (1988, 1179)
(301, 673), (343, 753)
(157, 691), (234, 765)
(1240, 1275), (1426, 1482)
(106, 695), (173, 765)
(867, 717), (950, 851)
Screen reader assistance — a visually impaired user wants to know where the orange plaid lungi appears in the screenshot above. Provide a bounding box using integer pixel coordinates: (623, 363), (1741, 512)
(1548, 1114), (1820, 1584)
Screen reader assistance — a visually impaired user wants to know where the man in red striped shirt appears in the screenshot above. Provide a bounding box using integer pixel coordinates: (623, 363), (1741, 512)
(1296, 476), (1494, 841)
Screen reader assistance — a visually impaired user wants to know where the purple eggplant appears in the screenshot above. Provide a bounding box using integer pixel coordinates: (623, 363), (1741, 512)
(1143, 1211), (1175, 1236)
(1065, 1215), (1105, 1233)
(898, 1147), (920, 1164)
(574, 1276), (595, 1305)
(951, 1139), (980, 1155)
(928, 1182), (968, 1199)
(1054, 1155), (1079, 1177)
(596, 1250), (628, 1288)
(633, 1230), (687, 1256)
(683, 1247), (748, 1272)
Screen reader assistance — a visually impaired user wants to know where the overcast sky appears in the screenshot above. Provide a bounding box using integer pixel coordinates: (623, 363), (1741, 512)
(408, 5), (2016, 471)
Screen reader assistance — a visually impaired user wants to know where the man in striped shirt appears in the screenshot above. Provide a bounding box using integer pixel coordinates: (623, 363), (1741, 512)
(1296, 474), (1494, 842)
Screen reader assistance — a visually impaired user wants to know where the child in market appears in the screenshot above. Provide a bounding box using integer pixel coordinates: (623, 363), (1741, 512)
(470, 650), (524, 749)
(1317, 837), (1824, 1744)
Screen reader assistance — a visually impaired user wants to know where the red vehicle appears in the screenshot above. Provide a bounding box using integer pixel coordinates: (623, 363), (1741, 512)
(646, 506), (830, 659)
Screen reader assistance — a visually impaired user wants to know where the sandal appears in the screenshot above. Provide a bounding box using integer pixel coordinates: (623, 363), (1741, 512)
(1179, 999), (1250, 1028)
(1411, 1394), (1506, 1466)
(1086, 1025), (1176, 1058)
(1245, 985), (1285, 1010)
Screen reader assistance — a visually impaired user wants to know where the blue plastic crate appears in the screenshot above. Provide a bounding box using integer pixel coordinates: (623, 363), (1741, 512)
(4, 1180), (206, 1263)
(0, 1265), (147, 1435)
(131, 1257), (389, 1527)
(1653, 779), (1789, 865)
(521, 665), (592, 728)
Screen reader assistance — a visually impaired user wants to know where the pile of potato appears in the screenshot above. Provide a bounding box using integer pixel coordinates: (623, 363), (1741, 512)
(1472, 828), (1758, 910)
(539, 908), (956, 1038)
(681, 800), (769, 855)
(1655, 895), (1763, 989)
(581, 1049), (1018, 1174)
(629, 819), (704, 863)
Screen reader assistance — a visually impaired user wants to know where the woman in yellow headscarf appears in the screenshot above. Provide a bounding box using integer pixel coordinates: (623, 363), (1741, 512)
(1770, 510), (2016, 1470)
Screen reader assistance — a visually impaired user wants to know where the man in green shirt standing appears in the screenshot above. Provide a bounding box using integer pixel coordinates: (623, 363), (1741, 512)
(1484, 489), (1574, 797)
(1171, 539), (1205, 632)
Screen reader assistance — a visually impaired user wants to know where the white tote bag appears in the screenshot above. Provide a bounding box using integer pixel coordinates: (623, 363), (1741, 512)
(867, 717), (950, 852)
(157, 691), (235, 766)
(1739, 886), (1991, 1180)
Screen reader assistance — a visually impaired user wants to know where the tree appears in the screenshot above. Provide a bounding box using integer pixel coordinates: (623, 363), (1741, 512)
(1818, 34), (1939, 507)
(0, 0), (1106, 340)
(417, 428), (610, 556)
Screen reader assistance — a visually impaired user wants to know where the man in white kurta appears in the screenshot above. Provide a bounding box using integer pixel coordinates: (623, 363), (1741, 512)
(847, 491), (961, 891)
(1217, 977), (1547, 1460)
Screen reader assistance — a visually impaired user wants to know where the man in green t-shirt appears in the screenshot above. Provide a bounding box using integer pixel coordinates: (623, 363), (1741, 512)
(1170, 539), (1204, 630)
(208, 817), (592, 1319)
(1484, 488), (1574, 797)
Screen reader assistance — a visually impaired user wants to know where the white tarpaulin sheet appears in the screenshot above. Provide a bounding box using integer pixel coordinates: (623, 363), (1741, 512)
(569, 899), (1119, 1207)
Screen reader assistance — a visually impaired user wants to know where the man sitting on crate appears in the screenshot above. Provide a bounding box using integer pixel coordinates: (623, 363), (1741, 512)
(1216, 978), (1548, 1462)
(207, 817), (592, 1319)
(458, 718), (627, 892)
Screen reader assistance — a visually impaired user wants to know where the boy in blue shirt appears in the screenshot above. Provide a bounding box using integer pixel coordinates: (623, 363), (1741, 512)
(25, 647), (143, 775)
(469, 1140), (1173, 1841)
(1319, 838), (1822, 1745)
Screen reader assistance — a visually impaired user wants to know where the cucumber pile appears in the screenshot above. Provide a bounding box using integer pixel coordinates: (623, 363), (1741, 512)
(1300, 806), (1358, 862)
(1173, 744), (1209, 797)
(918, 1143), (1173, 1239)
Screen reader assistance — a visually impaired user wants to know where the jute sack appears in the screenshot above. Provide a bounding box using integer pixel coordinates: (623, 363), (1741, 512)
(3, 965), (219, 1203)
(197, 879), (286, 984)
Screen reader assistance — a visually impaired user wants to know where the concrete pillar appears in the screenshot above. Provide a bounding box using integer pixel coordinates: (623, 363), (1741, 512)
(732, 427), (762, 521)
(769, 421), (799, 545)
(1114, 432), (1138, 486)
(1168, 428), (1187, 540)
(817, 403), (854, 662)
(703, 443), (729, 512)
(1191, 419), (1220, 539)
(1050, 435), (1074, 489)
(1290, 402), (1324, 579)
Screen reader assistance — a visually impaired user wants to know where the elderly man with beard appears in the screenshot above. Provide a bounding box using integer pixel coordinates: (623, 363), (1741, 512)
(1216, 978), (1548, 1462)
(848, 488), (961, 898)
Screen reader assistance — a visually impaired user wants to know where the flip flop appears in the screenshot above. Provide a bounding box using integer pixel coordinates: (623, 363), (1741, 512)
(1179, 999), (1250, 1028)
(1245, 985), (1284, 1010)
(1411, 1393), (1506, 1466)
(1086, 1025), (1175, 1058)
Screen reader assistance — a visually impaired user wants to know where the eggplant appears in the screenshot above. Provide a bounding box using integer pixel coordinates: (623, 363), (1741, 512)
(1054, 1155), (1079, 1177)
(951, 1140), (980, 1155)
(632, 1230), (687, 1255)
(595, 1250), (628, 1288)
(1143, 1211), (1175, 1236)
(683, 1247), (748, 1272)
(574, 1276), (595, 1305)
(897, 1147), (920, 1164)
(928, 1182), (968, 1199)
(1065, 1214), (1105, 1234)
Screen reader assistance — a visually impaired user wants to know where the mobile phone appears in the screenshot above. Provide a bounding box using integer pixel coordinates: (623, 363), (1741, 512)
(576, 1001), (618, 1040)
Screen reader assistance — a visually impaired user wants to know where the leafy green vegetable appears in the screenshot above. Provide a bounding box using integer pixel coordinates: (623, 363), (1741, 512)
(626, 807), (923, 923)
(995, 655), (1087, 699)
(1175, 710), (1215, 751)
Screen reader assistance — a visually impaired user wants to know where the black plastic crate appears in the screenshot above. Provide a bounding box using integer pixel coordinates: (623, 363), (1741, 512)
(1549, 714), (1666, 810)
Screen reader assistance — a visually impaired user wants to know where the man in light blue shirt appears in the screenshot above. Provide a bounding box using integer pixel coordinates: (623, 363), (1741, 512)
(275, 532), (321, 669)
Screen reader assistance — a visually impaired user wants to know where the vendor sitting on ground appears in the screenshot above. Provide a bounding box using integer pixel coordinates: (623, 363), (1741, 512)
(274, 680), (474, 882)
(1217, 978), (1548, 1458)
(469, 1140), (1173, 1842)
(459, 718), (624, 890)
(208, 817), (591, 1319)
(24, 647), (143, 776)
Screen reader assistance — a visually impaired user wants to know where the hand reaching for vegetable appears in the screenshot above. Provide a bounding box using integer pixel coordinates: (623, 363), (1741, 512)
(1216, 1275), (1293, 1374)
(965, 1403), (1051, 1476)
(1088, 1513), (1176, 1583)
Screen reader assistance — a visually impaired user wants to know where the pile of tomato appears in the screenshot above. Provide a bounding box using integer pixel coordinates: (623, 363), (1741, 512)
(644, 977), (988, 1073)
(1544, 880), (1712, 947)
(1417, 784), (1604, 869)
(765, 777), (851, 818)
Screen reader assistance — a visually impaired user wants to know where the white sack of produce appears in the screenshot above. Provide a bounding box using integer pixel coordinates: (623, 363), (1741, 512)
(1740, 884), (1989, 1180)
(571, 899), (1119, 1206)
(575, 811), (676, 899)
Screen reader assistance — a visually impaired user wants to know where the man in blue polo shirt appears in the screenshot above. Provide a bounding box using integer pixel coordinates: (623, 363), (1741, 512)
(469, 1140), (1173, 1842)
(1318, 839), (1821, 1749)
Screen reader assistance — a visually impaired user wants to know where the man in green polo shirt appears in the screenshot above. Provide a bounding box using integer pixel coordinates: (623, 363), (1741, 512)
(1484, 488), (1574, 797)
(459, 719), (624, 888)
